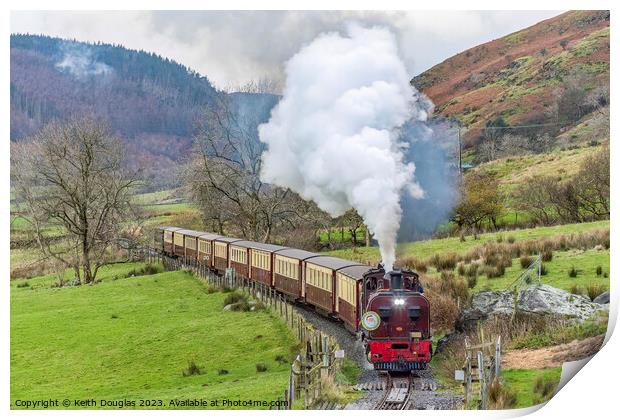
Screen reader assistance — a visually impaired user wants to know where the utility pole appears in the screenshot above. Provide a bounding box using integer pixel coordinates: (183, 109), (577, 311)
(458, 125), (462, 175)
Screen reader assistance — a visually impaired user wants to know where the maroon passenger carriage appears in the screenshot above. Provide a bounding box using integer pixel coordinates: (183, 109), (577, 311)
(154, 226), (432, 372)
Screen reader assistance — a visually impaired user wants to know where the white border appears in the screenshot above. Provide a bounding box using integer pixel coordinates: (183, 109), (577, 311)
(3, 2), (617, 420)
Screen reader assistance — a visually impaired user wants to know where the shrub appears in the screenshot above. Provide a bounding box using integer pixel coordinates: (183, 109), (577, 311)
(256, 363), (268, 372)
(586, 284), (607, 301)
(488, 379), (517, 409)
(125, 263), (163, 278)
(398, 256), (427, 273)
(424, 288), (460, 332)
(438, 272), (469, 303)
(467, 276), (477, 289)
(206, 284), (220, 294)
(429, 253), (458, 271)
(569, 284), (584, 296)
(542, 250), (553, 262)
(520, 256), (533, 269)
(483, 265), (505, 278)
(223, 290), (246, 306)
(275, 355), (288, 364)
(596, 265), (603, 276)
(540, 264), (548, 276)
(533, 375), (558, 405)
(16, 281), (30, 288)
(465, 263), (479, 277)
(507, 235), (516, 244)
(496, 235), (504, 243)
(568, 266), (578, 278)
(182, 360), (202, 376)
(457, 263), (466, 276)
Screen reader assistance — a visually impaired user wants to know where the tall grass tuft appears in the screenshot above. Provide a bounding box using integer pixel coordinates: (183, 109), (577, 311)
(488, 379), (517, 409)
(586, 284), (607, 301)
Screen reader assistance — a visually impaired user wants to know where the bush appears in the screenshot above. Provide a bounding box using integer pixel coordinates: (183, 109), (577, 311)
(540, 264), (548, 276)
(457, 263), (466, 276)
(496, 235), (504, 243)
(223, 290), (246, 306)
(467, 276), (477, 289)
(429, 253), (458, 271)
(507, 235), (516, 244)
(182, 360), (202, 376)
(520, 256), (533, 269)
(596, 265), (603, 276)
(398, 256), (427, 273)
(569, 284), (584, 296)
(125, 263), (163, 278)
(533, 375), (558, 405)
(483, 265), (505, 278)
(568, 266), (578, 278)
(16, 281), (30, 288)
(275, 355), (288, 364)
(465, 263), (479, 277)
(586, 284), (607, 301)
(256, 363), (268, 372)
(488, 379), (517, 409)
(542, 250), (553, 262)
(424, 288), (460, 332)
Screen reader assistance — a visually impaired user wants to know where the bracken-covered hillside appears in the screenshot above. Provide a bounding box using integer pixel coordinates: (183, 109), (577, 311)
(413, 10), (609, 145)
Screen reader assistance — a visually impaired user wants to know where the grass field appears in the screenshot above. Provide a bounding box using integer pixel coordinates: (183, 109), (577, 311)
(502, 368), (562, 408)
(326, 220), (609, 264)
(475, 248), (610, 292)
(11, 263), (296, 409)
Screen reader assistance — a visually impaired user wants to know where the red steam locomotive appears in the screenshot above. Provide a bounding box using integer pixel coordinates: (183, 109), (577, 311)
(360, 267), (432, 372)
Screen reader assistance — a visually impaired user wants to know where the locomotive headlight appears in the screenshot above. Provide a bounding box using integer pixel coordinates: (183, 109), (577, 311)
(394, 298), (405, 305)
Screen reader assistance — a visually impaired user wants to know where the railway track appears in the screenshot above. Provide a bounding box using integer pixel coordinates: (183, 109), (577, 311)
(374, 373), (414, 410)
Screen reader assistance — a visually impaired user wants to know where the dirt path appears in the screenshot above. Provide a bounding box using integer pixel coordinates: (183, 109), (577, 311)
(502, 334), (605, 369)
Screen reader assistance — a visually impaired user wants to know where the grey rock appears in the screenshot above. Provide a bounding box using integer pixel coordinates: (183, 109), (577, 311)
(458, 284), (607, 331)
(594, 291), (610, 304)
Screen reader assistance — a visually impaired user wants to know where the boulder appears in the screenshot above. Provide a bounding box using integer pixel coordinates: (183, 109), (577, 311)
(593, 291), (610, 304)
(458, 284), (607, 332)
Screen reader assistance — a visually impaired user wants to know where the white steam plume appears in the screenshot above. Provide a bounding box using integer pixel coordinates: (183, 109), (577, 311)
(258, 24), (429, 271)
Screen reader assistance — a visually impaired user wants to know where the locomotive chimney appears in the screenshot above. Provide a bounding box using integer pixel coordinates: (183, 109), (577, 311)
(389, 270), (403, 290)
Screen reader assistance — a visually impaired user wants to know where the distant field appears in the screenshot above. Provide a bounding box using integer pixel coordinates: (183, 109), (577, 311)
(11, 263), (295, 409)
(474, 143), (604, 195)
(474, 248), (610, 292)
(326, 220), (609, 264)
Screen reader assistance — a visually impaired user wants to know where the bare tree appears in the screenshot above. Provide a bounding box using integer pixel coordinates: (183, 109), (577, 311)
(11, 117), (140, 284)
(187, 87), (308, 243)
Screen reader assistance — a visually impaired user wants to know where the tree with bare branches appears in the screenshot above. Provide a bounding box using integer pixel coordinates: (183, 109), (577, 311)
(186, 87), (311, 243)
(11, 117), (140, 284)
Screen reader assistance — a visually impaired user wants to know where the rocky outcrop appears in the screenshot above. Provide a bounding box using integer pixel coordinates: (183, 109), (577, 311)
(457, 284), (608, 332)
(594, 291), (610, 304)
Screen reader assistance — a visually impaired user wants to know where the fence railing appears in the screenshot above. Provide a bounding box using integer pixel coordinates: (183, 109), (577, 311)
(144, 250), (343, 409)
(458, 334), (502, 409)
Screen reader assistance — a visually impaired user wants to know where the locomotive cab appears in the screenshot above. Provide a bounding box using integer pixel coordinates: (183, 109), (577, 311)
(361, 267), (432, 372)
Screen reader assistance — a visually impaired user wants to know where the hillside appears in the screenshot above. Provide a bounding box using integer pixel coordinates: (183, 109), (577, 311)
(11, 262), (296, 408)
(413, 10), (610, 145)
(10, 34), (220, 186)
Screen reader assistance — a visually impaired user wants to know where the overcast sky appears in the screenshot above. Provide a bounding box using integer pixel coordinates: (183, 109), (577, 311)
(11, 10), (562, 89)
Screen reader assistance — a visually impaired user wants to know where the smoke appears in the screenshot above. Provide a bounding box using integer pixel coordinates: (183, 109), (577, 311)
(259, 24), (444, 271)
(398, 117), (459, 243)
(55, 41), (113, 78)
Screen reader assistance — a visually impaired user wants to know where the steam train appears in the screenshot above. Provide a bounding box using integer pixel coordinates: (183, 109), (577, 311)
(155, 226), (432, 372)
